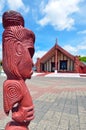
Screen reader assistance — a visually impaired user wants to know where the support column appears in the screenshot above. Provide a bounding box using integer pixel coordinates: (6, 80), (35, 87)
(55, 48), (58, 73)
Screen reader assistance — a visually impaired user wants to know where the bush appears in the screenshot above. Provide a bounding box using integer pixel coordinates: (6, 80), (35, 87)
(79, 56), (86, 62)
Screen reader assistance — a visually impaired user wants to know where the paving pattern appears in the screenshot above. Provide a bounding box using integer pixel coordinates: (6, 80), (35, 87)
(0, 76), (86, 130)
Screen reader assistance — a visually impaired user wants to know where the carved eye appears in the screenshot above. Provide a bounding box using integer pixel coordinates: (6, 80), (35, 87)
(28, 48), (34, 58)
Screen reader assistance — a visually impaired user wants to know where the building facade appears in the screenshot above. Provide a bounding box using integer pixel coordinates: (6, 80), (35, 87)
(35, 43), (86, 73)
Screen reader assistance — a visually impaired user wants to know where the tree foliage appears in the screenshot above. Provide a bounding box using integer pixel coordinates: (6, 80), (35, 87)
(79, 56), (86, 62)
(0, 60), (2, 66)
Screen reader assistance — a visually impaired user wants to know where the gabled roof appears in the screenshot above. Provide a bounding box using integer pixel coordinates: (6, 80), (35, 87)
(56, 44), (74, 60)
(40, 44), (56, 63)
(40, 43), (75, 63)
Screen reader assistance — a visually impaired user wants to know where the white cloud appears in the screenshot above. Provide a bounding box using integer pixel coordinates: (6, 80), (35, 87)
(78, 30), (86, 34)
(0, 0), (4, 12)
(63, 44), (78, 54)
(0, 0), (5, 23)
(38, 0), (81, 30)
(33, 50), (47, 63)
(7, 0), (29, 13)
(63, 38), (86, 55)
(77, 1), (86, 25)
(0, 0), (29, 23)
(78, 39), (86, 50)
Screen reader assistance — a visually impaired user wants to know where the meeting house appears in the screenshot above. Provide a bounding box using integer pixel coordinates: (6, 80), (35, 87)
(35, 40), (86, 73)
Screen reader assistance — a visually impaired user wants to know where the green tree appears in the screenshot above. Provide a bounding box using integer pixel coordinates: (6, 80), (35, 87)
(0, 60), (2, 66)
(79, 56), (86, 62)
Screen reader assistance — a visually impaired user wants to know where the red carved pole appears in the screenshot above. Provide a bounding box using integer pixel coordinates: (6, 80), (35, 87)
(2, 10), (35, 130)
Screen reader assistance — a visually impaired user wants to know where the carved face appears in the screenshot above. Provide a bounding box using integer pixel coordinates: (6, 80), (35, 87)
(2, 11), (35, 80)
(17, 39), (34, 80)
(3, 26), (35, 80)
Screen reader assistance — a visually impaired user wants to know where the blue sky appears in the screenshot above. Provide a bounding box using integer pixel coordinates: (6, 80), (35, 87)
(0, 0), (86, 63)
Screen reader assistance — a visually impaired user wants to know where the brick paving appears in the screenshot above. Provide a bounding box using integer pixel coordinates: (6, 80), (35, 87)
(0, 76), (86, 130)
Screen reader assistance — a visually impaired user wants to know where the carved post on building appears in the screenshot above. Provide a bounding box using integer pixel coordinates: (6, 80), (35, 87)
(74, 56), (80, 73)
(2, 10), (35, 130)
(55, 43), (58, 73)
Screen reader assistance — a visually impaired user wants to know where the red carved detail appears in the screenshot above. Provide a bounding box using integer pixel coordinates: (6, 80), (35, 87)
(3, 80), (23, 115)
(2, 10), (35, 130)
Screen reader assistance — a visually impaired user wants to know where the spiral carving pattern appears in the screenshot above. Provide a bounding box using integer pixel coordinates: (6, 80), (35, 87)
(3, 80), (23, 110)
(6, 82), (22, 101)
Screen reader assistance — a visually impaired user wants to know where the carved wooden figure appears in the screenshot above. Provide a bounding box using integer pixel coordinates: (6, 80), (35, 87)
(2, 10), (35, 130)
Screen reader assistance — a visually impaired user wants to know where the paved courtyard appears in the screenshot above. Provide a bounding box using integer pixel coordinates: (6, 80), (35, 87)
(0, 75), (86, 130)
